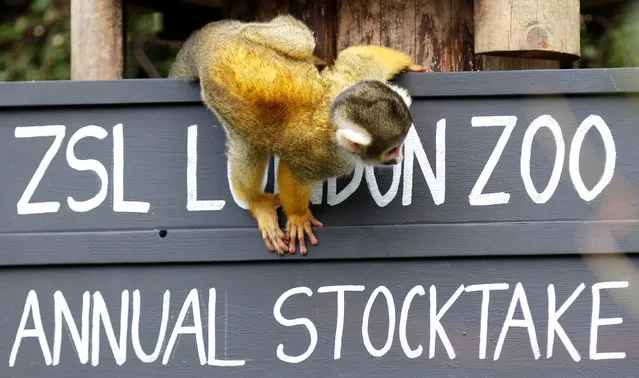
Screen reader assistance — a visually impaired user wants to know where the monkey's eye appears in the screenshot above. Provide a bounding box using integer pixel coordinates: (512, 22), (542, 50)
(386, 146), (399, 157)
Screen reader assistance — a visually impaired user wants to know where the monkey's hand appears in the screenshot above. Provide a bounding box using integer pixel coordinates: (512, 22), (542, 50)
(286, 211), (324, 255)
(250, 193), (289, 255)
(406, 64), (428, 72)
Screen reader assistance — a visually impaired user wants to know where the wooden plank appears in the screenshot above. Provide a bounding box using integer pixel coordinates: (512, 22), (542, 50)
(2, 69), (639, 266)
(480, 55), (561, 70)
(337, 0), (558, 72)
(379, 0), (416, 59)
(336, 0), (381, 51)
(474, 0), (580, 60)
(2, 256), (639, 375)
(1, 220), (639, 266)
(3, 68), (639, 108)
(70, 0), (124, 80)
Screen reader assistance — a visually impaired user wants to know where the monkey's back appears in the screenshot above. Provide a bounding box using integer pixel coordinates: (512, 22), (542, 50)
(202, 35), (337, 161)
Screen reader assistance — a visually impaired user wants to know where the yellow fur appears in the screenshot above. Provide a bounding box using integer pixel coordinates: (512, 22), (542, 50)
(169, 15), (423, 255)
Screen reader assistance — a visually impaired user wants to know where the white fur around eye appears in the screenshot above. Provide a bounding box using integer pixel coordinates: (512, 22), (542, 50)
(387, 83), (412, 108)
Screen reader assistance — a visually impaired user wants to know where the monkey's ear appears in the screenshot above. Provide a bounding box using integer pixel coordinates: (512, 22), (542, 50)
(336, 126), (372, 152)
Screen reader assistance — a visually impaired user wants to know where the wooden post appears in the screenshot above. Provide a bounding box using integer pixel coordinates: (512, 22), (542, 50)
(71, 0), (124, 80)
(336, 0), (561, 72)
(474, 0), (581, 61)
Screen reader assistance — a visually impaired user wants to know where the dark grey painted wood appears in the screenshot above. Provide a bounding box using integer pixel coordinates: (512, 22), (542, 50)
(1, 256), (638, 377)
(2, 71), (639, 264)
(1, 220), (638, 265)
(1, 68), (639, 108)
(1, 69), (639, 376)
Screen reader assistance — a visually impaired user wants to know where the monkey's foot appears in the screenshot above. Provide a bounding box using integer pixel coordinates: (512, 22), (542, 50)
(285, 212), (324, 255)
(251, 194), (289, 255)
(406, 64), (428, 72)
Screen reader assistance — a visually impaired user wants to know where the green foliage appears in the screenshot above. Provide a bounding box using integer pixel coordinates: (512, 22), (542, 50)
(578, 0), (639, 68)
(0, 0), (181, 81)
(0, 0), (70, 81)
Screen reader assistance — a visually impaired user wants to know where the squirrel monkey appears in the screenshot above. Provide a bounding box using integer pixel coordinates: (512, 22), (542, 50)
(170, 15), (426, 255)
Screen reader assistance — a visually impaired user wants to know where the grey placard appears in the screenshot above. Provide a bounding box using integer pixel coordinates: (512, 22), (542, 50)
(1, 256), (638, 377)
(1, 68), (639, 376)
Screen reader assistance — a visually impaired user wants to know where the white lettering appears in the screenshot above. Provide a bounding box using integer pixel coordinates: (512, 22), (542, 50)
(569, 115), (616, 201)
(547, 283), (584, 361)
(362, 286), (395, 357)
(65, 125), (109, 212)
(469, 116), (517, 206)
(15, 125), (66, 215)
(9, 290), (52, 367)
(402, 121), (446, 206)
(112, 124), (150, 213)
(91, 291), (129, 366)
(429, 284), (464, 359)
(327, 165), (363, 206)
(131, 289), (170, 363)
(590, 281), (628, 360)
(465, 283), (510, 359)
(399, 285), (425, 358)
(273, 287), (317, 363)
(207, 288), (246, 366)
(187, 125), (226, 211)
(53, 291), (90, 365)
(318, 285), (365, 360)
(520, 115), (565, 204)
(162, 288), (207, 365)
(365, 164), (401, 207)
(494, 282), (540, 360)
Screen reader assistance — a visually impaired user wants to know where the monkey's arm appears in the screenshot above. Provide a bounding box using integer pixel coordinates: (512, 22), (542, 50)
(332, 45), (427, 81)
(277, 161), (323, 255)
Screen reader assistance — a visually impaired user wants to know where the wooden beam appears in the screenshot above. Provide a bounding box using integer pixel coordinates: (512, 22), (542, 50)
(71, 0), (124, 80)
(474, 0), (580, 61)
(336, 0), (561, 72)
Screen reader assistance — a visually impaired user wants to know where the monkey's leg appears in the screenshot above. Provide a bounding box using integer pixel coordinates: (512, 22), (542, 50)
(277, 161), (323, 255)
(240, 15), (316, 61)
(227, 139), (289, 254)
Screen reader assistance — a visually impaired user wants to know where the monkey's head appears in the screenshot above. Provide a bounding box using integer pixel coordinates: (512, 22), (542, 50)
(330, 80), (413, 167)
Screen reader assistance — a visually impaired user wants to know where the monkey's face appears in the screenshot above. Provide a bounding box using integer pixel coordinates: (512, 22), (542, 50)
(331, 80), (413, 168)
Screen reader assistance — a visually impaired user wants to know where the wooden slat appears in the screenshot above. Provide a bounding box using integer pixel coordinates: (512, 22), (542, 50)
(336, 0), (381, 51)
(474, 0), (580, 60)
(70, 0), (124, 80)
(380, 0), (416, 59)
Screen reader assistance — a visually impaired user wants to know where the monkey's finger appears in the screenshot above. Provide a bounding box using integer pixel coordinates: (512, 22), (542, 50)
(288, 227), (298, 255)
(275, 227), (287, 241)
(274, 235), (289, 255)
(298, 225), (308, 255)
(311, 218), (323, 227)
(304, 223), (318, 246)
(263, 234), (275, 252)
(406, 64), (428, 72)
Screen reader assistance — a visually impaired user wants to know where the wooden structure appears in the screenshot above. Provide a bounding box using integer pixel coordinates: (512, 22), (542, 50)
(69, 0), (631, 80)
(3, 66), (639, 376)
(4, 0), (639, 376)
